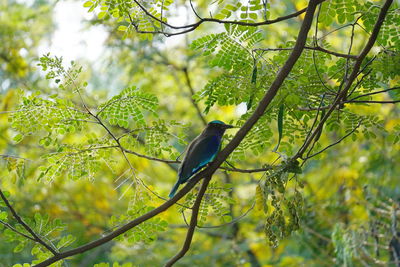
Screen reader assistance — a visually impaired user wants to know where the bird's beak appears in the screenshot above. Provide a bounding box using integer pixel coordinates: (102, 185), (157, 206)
(224, 124), (235, 129)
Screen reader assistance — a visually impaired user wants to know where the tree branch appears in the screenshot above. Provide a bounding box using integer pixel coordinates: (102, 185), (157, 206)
(122, 146), (274, 173)
(34, 0), (320, 264)
(33, 172), (203, 267)
(0, 220), (37, 241)
(128, 0), (325, 37)
(346, 99), (400, 104)
(348, 86), (400, 101)
(0, 188), (59, 255)
(254, 45), (357, 59)
(304, 121), (361, 160)
(165, 176), (211, 266)
(182, 67), (207, 126)
(294, 0), (394, 160)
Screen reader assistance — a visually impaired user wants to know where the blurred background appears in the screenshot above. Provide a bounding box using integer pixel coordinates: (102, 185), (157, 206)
(0, 0), (399, 266)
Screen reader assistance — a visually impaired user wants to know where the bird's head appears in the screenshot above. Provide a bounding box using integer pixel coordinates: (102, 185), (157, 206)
(206, 120), (235, 134)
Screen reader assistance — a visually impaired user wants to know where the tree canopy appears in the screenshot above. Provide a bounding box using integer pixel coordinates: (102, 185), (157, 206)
(0, 0), (399, 266)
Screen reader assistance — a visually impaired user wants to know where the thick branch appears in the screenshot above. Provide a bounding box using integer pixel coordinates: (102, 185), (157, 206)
(294, 0), (394, 159)
(33, 173), (203, 267)
(211, 0), (319, 168)
(34, 0), (319, 265)
(165, 176), (211, 266)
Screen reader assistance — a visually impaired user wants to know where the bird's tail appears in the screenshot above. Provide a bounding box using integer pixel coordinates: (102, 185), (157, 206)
(168, 181), (180, 198)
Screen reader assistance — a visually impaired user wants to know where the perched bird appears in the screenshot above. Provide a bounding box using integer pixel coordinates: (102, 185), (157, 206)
(169, 120), (234, 198)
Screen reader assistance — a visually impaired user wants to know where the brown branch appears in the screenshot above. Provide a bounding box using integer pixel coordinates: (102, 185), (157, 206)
(211, 0), (319, 168)
(294, 0), (394, 160)
(0, 189), (59, 255)
(165, 176), (211, 266)
(348, 86), (400, 101)
(346, 99), (400, 104)
(254, 45), (357, 59)
(33, 168), (206, 267)
(129, 0), (325, 37)
(298, 86), (400, 111)
(122, 146), (273, 173)
(34, 0), (320, 265)
(0, 220), (37, 241)
(221, 165), (273, 173)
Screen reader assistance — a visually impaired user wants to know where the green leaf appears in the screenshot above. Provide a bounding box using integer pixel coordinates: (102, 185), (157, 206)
(13, 133), (23, 143)
(57, 234), (76, 249)
(251, 65), (257, 84)
(83, 1), (93, 7)
(0, 211), (8, 220)
(98, 11), (107, 19)
(98, 86), (158, 128)
(314, 109), (325, 142)
(13, 242), (26, 253)
(118, 25), (127, 32)
(273, 104), (284, 152)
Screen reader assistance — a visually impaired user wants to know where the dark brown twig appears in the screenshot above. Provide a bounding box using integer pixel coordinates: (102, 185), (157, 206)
(0, 189), (59, 255)
(346, 100), (400, 104)
(305, 121), (361, 160)
(182, 67), (207, 126)
(254, 45), (357, 59)
(134, 0), (321, 29)
(0, 220), (36, 241)
(348, 86), (400, 101)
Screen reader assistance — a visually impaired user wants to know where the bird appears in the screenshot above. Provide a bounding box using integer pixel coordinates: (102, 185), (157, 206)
(168, 120), (234, 198)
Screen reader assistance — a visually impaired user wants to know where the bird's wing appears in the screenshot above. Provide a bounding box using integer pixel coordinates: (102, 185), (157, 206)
(178, 135), (220, 183)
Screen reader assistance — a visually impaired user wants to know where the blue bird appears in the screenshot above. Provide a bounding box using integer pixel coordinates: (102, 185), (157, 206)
(169, 120), (234, 198)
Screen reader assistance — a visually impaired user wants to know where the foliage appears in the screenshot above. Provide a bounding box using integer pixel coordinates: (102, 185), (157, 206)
(0, 0), (399, 266)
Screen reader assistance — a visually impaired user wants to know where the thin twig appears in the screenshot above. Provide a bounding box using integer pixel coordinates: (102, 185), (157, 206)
(254, 45), (357, 59)
(305, 121), (361, 159)
(198, 201), (255, 229)
(128, 0), (325, 37)
(348, 69), (373, 97)
(189, 0), (202, 20)
(348, 86), (400, 101)
(0, 189), (59, 255)
(122, 146), (274, 173)
(0, 220), (36, 241)
(182, 67), (207, 126)
(346, 99), (400, 104)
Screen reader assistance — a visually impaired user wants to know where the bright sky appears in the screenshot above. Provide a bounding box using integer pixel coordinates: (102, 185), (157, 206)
(37, 0), (190, 63)
(38, 0), (107, 63)
(36, 0), (247, 115)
